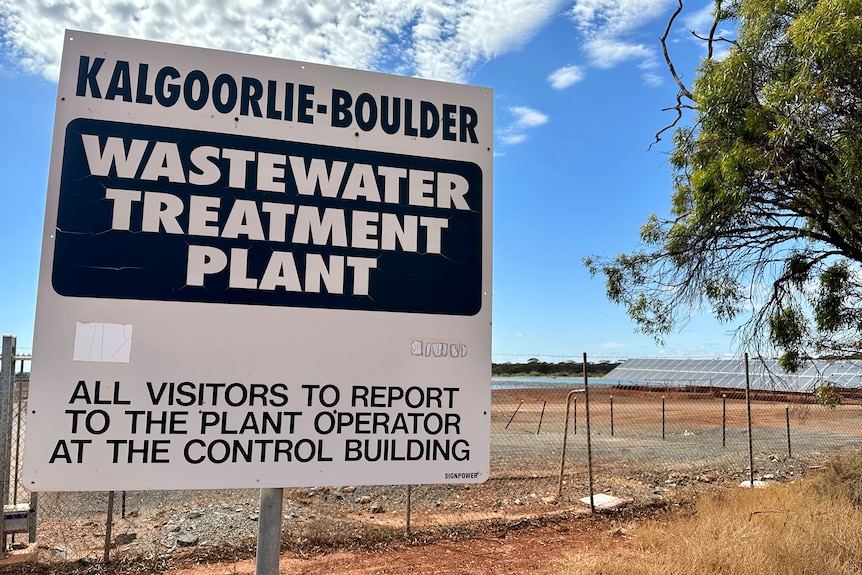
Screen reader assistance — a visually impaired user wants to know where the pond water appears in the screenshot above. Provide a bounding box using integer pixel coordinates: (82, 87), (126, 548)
(491, 377), (616, 390)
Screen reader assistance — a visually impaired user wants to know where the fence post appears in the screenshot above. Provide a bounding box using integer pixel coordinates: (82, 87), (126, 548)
(661, 396), (666, 440)
(610, 395), (614, 437)
(104, 491), (115, 563)
(405, 485), (412, 534)
(505, 401), (522, 429)
(536, 401), (547, 435)
(583, 353), (595, 513)
(785, 405), (792, 459)
(745, 353), (755, 488)
(0, 335), (16, 558)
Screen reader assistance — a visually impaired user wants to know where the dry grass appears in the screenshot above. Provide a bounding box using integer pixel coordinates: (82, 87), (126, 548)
(557, 453), (862, 575)
(817, 451), (862, 508)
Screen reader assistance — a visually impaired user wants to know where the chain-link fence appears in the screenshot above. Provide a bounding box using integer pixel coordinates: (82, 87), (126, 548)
(4, 352), (861, 568)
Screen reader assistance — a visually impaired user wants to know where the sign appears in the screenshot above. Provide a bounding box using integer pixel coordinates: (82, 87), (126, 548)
(24, 30), (492, 491)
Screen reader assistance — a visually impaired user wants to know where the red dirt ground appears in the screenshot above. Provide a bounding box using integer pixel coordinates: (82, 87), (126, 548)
(168, 516), (628, 575)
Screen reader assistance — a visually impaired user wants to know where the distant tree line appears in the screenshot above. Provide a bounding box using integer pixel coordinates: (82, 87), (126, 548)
(492, 359), (620, 377)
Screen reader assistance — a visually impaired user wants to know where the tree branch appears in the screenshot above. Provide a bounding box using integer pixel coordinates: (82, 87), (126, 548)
(692, 30), (736, 49)
(651, 0), (698, 148)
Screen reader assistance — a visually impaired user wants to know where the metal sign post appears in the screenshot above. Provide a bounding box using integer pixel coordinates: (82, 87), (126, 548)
(255, 488), (284, 575)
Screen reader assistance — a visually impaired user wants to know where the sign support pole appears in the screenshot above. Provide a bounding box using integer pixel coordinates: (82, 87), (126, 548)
(255, 488), (284, 575)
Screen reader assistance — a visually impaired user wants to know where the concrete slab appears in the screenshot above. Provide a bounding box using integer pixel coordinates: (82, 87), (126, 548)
(579, 493), (626, 509)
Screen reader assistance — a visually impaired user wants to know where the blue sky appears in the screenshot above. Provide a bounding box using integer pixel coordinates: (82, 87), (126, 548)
(0, 0), (741, 361)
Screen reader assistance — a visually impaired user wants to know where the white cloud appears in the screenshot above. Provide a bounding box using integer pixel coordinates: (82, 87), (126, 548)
(498, 105), (548, 145)
(510, 106), (549, 128)
(570, 0), (671, 37)
(642, 71), (663, 87)
(567, 0), (675, 84)
(0, 0), (569, 82)
(501, 133), (528, 145)
(584, 37), (652, 68)
(548, 64), (585, 89)
(410, 0), (570, 82)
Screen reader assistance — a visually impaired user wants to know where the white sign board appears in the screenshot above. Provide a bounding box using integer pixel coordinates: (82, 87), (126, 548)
(24, 30), (492, 491)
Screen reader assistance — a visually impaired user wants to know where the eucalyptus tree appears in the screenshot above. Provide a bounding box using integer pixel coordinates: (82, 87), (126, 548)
(584, 0), (862, 369)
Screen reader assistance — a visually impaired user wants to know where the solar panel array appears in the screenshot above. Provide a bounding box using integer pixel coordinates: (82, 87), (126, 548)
(604, 357), (862, 393)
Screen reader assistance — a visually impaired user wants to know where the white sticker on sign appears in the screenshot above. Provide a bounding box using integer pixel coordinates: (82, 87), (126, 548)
(73, 322), (133, 363)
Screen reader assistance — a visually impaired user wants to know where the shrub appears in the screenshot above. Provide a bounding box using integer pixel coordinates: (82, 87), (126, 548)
(814, 382), (843, 408)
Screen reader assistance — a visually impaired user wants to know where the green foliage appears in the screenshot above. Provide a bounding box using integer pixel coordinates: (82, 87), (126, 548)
(813, 262), (858, 333)
(769, 307), (803, 348)
(813, 382), (843, 409)
(778, 350), (803, 373)
(586, 0), (862, 368)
